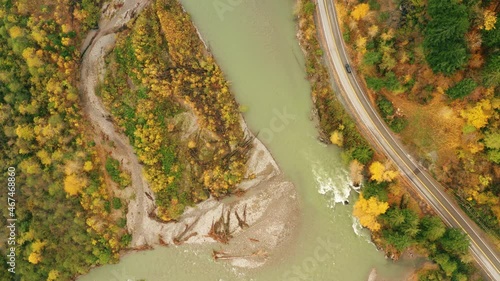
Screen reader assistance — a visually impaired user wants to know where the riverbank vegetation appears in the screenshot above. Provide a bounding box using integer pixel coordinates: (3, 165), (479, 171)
(296, 0), (483, 279)
(0, 0), (249, 279)
(98, 0), (249, 222)
(296, 0), (374, 165)
(0, 0), (133, 280)
(357, 163), (477, 280)
(335, 0), (500, 244)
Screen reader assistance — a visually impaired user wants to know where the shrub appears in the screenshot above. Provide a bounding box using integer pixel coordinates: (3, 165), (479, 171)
(303, 1), (315, 15)
(446, 78), (477, 99)
(389, 117), (408, 133)
(368, 0), (381, 11)
(366, 76), (385, 91)
(112, 197), (122, 210)
(377, 96), (395, 117)
(105, 157), (122, 183)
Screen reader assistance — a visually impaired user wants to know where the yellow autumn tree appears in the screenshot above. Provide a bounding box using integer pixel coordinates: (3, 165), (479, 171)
(460, 99), (492, 129)
(368, 24), (379, 38)
(351, 3), (370, 21)
(356, 36), (367, 54)
(83, 161), (93, 172)
(28, 239), (46, 265)
(475, 192), (499, 205)
(36, 150), (52, 166)
(467, 142), (484, 154)
(19, 158), (41, 175)
(187, 140), (197, 149)
(380, 29), (395, 41)
(481, 10), (497, 31)
(31, 240), (46, 252)
(21, 47), (44, 69)
(64, 174), (86, 196)
(330, 130), (344, 147)
(8, 26), (24, 39)
(47, 270), (60, 281)
(353, 193), (389, 231)
(369, 161), (398, 182)
(492, 205), (500, 223)
(15, 124), (35, 141)
(28, 252), (42, 264)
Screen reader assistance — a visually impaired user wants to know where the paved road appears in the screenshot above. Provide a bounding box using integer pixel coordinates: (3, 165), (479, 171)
(315, 0), (500, 279)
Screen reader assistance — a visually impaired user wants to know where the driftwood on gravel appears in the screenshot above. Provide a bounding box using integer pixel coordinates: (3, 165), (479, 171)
(207, 208), (232, 244)
(159, 235), (168, 246)
(133, 244), (153, 251)
(234, 204), (249, 229)
(222, 133), (254, 162)
(207, 203), (252, 244)
(212, 249), (268, 261)
(173, 216), (201, 245)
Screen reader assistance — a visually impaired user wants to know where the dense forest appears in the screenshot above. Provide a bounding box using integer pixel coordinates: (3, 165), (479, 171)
(296, 0), (487, 279)
(335, 0), (500, 244)
(0, 0), (132, 280)
(0, 0), (249, 280)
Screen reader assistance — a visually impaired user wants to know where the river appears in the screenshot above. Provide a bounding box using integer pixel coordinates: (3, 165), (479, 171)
(80, 0), (419, 280)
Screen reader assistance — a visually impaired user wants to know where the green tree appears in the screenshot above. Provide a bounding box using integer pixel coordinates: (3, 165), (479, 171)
(363, 51), (382, 65)
(452, 272), (467, 281)
(446, 79), (477, 99)
(424, 0), (470, 74)
(383, 230), (414, 251)
(419, 216), (446, 242)
(302, 1), (315, 15)
(483, 53), (500, 87)
(81, 0), (101, 30)
(487, 149), (500, 164)
(350, 146), (374, 164)
(389, 117), (408, 133)
(377, 96), (395, 117)
(439, 228), (469, 256)
(112, 198), (122, 209)
(400, 209), (420, 237)
(363, 180), (389, 201)
(482, 19), (500, 49)
(366, 76), (386, 91)
(383, 207), (406, 227)
(484, 131), (500, 149)
(434, 253), (458, 277)
(105, 157), (122, 183)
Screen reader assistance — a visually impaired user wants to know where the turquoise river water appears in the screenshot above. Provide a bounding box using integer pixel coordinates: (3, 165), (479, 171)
(80, 0), (420, 280)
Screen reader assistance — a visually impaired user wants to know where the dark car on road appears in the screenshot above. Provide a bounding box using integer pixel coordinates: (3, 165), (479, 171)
(345, 63), (352, 73)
